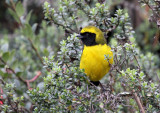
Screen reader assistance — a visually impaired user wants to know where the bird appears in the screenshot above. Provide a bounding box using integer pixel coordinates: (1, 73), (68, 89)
(77, 26), (113, 86)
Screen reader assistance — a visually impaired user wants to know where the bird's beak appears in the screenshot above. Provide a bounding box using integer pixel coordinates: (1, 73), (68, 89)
(76, 34), (84, 39)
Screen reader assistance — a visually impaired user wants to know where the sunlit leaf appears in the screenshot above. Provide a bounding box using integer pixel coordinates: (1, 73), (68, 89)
(15, 2), (24, 17)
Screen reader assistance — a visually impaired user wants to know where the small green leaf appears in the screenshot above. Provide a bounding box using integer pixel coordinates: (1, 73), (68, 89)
(141, 90), (145, 97)
(126, 68), (131, 72)
(9, 50), (15, 61)
(16, 72), (23, 77)
(0, 64), (5, 68)
(20, 102), (25, 106)
(3, 73), (11, 78)
(0, 69), (4, 75)
(96, 3), (101, 7)
(150, 83), (155, 88)
(117, 9), (122, 15)
(142, 82), (147, 87)
(148, 104), (152, 109)
(8, 8), (20, 23)
(2, 52), (10, 62)
(51, 8), (55, 15)
(22, 24), (33, 38)
(139, 72), (144, 78)
(59, 6), (63, 12)
(26, 10), (32, 24)
(43, 48), (49, 56)
(129, 37), (135, 43)
(44, 1), (50, 8)
(15, 2), (24, 17)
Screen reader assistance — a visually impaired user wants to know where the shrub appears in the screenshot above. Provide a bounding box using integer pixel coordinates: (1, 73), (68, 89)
(0, 0), (159, 112)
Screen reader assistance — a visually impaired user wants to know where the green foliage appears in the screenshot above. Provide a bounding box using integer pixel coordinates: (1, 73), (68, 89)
(15, 2), (24, 17)
(0, 0), (160, 112)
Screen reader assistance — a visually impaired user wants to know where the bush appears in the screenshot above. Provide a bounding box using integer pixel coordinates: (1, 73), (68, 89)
(0, 0), (159, 112)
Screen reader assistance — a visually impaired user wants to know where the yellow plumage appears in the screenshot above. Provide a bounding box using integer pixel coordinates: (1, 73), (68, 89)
(80, 44), (113, 81)
(79, 26), (113, 82)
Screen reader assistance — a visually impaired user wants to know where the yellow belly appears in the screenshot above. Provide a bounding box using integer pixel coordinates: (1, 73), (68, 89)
(80, 44), (113, 81)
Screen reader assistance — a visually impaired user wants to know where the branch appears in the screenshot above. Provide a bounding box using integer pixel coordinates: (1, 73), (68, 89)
(0, 57), (41, 89)
(143, 0), (160, 18)
(25, 71), (41, 89)
(27, 38), (44, 65)
(134, 55), (141, 72)
(132, 89), (145, 113)
(0, 57), (27, 85)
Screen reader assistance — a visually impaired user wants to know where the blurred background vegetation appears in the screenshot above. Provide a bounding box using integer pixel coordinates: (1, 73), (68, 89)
(0, 0), (159, 112)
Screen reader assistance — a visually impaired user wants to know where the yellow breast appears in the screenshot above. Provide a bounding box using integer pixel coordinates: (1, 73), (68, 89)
(80, 44), (113, 81)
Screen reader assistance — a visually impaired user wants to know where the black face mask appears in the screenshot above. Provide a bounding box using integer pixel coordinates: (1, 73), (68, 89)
(77, 32), (97, 46)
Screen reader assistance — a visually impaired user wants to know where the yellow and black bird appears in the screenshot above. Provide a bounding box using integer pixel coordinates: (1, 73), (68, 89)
(77, 26), (113, 86)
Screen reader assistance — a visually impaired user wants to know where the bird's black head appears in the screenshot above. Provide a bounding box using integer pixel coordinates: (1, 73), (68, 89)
(77, 26), (106, 46)
(77, 32), (97, 46)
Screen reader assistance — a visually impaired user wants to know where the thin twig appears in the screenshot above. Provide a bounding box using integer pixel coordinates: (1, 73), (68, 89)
(143, 0), (160, 18)
(0, 57), (27, 85)
(0, 57), (41, 89)
(132, 89), (145, 113)
(133, 55), (141, 72)
(27, 38), (44, 65)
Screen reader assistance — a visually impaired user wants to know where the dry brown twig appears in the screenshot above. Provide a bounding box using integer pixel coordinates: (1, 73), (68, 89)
(0, 57), (42, 89)
(132, 89), (145, 113)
